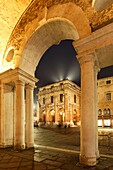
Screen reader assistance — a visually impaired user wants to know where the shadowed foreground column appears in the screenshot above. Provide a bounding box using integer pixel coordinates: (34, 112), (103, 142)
(26, 84), (34, 148)
(14, 80), (25, 150)
(94, 65), (100, 159)
(78, 53), (97, 166)
(54, 95), (58, 123)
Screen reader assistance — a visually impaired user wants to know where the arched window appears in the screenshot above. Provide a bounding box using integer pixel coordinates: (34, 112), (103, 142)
(107, 108), (111, 115)
(104, 109), (107, 115)
(98, 109), (102, 116)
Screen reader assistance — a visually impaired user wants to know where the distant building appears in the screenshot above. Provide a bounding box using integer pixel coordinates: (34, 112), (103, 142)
(97, 77), (113, 128)
(37, 77), (113, 128)
(37, 79), (80, 126)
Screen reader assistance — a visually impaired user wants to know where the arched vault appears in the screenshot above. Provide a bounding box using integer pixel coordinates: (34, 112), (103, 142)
(2, 2), (91, 75)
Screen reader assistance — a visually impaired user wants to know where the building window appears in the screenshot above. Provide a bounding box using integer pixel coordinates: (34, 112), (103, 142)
(51, 86), (54, 90)
(60, 83), (63, 86)
(106, 93), (111, 101)
(104, 120), (111, 127)
(74, 95), (76, 103)
(43, 97), (45, 104)
(60, 94), (63, 102)
(106, 80), (111, 84)
(51, 96), (53, 103)
(104, 109), (107, 115)
(107, 108), (111, 115)
(98, 109), (102, 116)
(98, 120), (102, 127)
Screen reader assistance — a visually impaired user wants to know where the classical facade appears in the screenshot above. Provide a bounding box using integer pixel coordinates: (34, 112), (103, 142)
(98, 77), (113, 128)
(0, 68), (37, 150)
(37, 80), (80, 126)
(37, 76), (113, 128)
(1, 0), (113, 166)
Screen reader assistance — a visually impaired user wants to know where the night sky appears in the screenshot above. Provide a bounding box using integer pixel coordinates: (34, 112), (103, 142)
(34, 40), (113, 102)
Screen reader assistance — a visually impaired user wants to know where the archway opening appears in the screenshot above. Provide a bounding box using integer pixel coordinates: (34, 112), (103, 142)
(34, 39), (80, 98)
(34, 42), (81, 150)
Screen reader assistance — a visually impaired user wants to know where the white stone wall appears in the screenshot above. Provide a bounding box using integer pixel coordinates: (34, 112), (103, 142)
(4, 91), (14, 146)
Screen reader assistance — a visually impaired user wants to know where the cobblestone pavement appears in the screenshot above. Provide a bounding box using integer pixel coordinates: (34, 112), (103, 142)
(0, 127), (113, 169)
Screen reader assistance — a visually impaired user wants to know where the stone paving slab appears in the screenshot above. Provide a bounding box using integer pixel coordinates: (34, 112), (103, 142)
(0, 147), (113, 170)
(1, 127), (113, 169)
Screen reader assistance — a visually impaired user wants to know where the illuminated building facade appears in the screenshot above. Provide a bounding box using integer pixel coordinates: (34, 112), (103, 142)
(37, 77), (113, 128)
(37, 80), (80, 126)
(1, 0), (113, 166)
(97, 77), (113, 128)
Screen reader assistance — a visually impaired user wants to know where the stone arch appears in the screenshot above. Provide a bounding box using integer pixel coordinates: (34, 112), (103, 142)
(20, 18), (79, 75)
(2, 2), (91, 75)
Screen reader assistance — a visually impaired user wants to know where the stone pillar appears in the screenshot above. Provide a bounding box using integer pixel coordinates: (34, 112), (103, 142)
(37, 101), (40, 122)
(38, 98), (42, 122)
(69, 104), (73, 123)
(94, 65), (100, 159)
(54, 96), (58, 123)
(45, 105), (49, 124)
(64, 93), (69, 122)
(102, 117), (104, 128)
(26, 84), (34, 148)
(0, 83), (5, 146)
(14, 80), (25, 150)
(78, 53), (97, 166)
(0, 84), (14, 147)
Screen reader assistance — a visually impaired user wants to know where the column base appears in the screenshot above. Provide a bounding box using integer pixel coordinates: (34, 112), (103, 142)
(96, 150), (100, 160)
(14, 144), (25, 151)
(26, 143), (34, 148)
(0, 144), (12, 148)
(79, 154), (97, 166)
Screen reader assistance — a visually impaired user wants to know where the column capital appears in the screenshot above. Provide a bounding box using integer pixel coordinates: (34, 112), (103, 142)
(15, 80), (25, 86)
(64, 93), (68, 98)
(77, 52), (99, 67)
(94, 64), (100, 75)
(26, 84), (34, 90)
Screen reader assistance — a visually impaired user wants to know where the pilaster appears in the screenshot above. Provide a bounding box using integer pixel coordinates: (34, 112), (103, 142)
(45, 105), (49, 123)
(54, 95), (58, 123)
(64, 93), (68, 122)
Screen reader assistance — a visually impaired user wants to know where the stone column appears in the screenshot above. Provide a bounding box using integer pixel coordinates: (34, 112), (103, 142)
(37, 101), (40, 122)
(69, 104), (73, 123)
(78, 53), (97, 166)
(64, 93), (69, 122)
(14, 80), (25, 150)
(94, 65), (100, 159)
(26, 84), (34, 148)
(54, 96), (58, 123)
(0, 83), (5, 146)
(45, 105), (49, 123)
(102, 116), (104, 128)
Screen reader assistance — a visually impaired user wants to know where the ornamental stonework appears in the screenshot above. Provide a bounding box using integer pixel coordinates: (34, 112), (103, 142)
(6, 0), (113, 50)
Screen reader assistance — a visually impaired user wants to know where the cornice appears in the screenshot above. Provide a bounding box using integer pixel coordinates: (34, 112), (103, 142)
(73, 22), (113, 56)
(0, 68), (38, 85)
